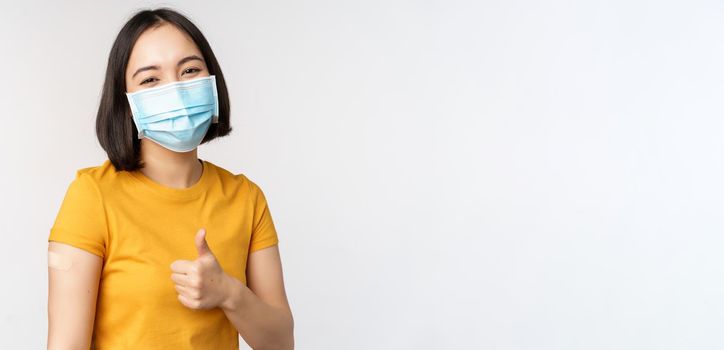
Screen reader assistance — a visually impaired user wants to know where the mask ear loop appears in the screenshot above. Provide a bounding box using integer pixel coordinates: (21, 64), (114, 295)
(210, 75), (220, 123)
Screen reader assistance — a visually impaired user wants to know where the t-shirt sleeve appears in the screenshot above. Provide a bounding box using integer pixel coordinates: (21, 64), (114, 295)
(48, 172), (108, 258)
(248, 181), (279, 253)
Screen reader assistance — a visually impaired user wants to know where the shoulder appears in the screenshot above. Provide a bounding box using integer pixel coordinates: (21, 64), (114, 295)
(204, 160), (265, 195)
(56, 160), (116, 207)
(71, 159), (120, 189)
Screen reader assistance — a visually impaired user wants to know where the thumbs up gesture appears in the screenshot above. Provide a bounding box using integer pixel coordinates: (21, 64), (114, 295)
(170, 228), (231, 310)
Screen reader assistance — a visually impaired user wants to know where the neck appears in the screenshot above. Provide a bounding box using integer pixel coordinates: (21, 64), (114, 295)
(138, 139), (204, 189)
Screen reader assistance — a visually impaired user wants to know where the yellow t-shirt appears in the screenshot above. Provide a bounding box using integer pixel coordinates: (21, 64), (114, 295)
(48, 158), (279, 349)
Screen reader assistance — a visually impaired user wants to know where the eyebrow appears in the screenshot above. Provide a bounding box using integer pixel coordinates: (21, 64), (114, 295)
(131, 55), (205, 79)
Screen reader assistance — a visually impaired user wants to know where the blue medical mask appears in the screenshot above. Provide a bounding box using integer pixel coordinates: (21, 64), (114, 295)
(126, 75), (219, 152)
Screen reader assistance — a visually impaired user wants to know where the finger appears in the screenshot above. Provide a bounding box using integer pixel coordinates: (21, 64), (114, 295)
(178, 294), (202, 310)
(171, 272), (194, 287)
(174, 284), (201, 300)
(170, 259), (196, 274)
(195, 228), (211, 256)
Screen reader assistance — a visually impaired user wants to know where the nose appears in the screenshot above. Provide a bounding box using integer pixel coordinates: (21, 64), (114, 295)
(165, 72), (181, 83)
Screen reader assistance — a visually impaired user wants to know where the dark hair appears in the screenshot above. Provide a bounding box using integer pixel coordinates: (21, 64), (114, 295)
(96, 8), (232, 171)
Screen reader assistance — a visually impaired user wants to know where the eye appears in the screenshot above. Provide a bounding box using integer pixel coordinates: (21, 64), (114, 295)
(182, 67), (201, 75)
(140, 77), (158, 85)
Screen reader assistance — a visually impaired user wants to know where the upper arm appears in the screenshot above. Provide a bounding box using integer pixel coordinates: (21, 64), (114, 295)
(245, 179), (290, 315)
(246, 245), (292, 317)
(47, 171), (108, 348)
(47, 241), (103, 350)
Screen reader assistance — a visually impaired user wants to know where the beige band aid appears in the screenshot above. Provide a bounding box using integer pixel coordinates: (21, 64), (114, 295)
(48, 251), (73, 271)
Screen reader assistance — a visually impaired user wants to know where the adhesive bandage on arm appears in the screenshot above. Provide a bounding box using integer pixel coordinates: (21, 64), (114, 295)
(48, 250), (73, 271)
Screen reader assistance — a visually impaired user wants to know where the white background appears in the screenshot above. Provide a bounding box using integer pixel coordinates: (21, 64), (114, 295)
(1, 0), (723, 349)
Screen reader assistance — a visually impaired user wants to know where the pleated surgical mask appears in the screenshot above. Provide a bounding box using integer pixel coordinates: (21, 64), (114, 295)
(126, 75), (219, 152)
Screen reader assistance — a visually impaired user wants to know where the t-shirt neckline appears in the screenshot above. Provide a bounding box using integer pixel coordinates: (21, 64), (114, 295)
(128, 159), (212, 200)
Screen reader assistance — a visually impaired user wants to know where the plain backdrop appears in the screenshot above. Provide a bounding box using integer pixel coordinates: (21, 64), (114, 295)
(1, 0), (723, 349)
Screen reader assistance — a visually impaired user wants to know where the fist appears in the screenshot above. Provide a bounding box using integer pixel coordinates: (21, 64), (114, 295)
(170, 228), (230, 310)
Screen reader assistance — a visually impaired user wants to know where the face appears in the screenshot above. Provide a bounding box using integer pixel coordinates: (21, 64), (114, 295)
(125, 22), (209, 93)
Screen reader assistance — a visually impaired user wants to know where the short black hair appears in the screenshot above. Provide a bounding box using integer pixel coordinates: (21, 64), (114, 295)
(96, 8), (232, 171)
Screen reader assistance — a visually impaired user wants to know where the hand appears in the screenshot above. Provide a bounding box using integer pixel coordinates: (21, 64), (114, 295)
(170, 228), (231, 310)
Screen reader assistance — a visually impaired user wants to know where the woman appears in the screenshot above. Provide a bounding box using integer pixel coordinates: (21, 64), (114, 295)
(47, 8), (294, 349)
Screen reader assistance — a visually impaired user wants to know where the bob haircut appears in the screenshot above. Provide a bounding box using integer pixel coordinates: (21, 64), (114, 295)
(96, 8), (232, 171)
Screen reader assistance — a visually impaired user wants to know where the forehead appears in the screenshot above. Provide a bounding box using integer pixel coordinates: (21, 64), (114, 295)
(127, 22), (202, 71)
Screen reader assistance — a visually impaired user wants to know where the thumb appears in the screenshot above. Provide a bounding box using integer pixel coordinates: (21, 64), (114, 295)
(195, 228), (213, 257)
